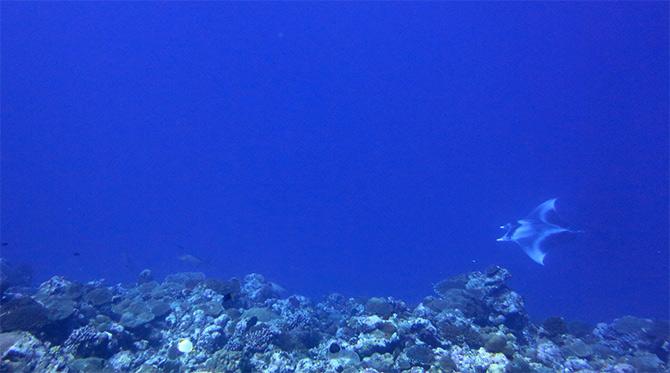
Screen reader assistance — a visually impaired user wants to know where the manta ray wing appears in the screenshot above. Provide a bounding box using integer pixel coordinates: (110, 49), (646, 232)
(511, 219), (567, 265)
(526, 198), (558, 223)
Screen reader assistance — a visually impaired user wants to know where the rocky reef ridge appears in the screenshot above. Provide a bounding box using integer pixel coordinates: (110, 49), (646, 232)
(0, 263), (668, 372)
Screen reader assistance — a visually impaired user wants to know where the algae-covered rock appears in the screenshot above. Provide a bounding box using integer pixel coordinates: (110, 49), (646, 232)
(200, 301), (223, 317)
(536, 340), (562, 368)
(485, 334), (509, 354)
(630, 351), (664, 372)
(36, 276), (82, 300)
(120, 309), (154, 329)
(205, 349), (243, 372)
(507, 358), (534, 373)
(242, 273), (285, 304)
(449, 345), (510, 372)
(612, 316), (654, 335)
(134, 364), (162, 373)
(434, 274), (469, 296)
(242, 307), (280, 323)
(365, 297), (395, 319)
(0, 296), (49, 332)
(542, 316), (567, 338)
(136, 281), (159, 294)
(40, 296), (75, 321)
(164, 272), (205, 288)
(610, 363), (636, 373)
(68, 357), (106, 372)
(148, 300), (171, 318)
(564, 356), (592, 371)
(354, 329), (400, 357)
(0, 332), (25, 359)
(63, 325), (117, 358)
(435, 313), (483, 348)
(327, 349), (361, 372)
(405, 344), (434, 367)
(84, 288), (113, 306)
(113, 299), (156, 328)
(362, 352), (394, 371)
(108, 350), (135, 371)
(564, 338), (592, 358)
(204, 278), (240, 296)
(0, 331), (48, 371)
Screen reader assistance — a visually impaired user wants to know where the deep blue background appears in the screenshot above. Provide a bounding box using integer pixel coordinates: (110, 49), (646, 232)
(2, 3), (668, 322)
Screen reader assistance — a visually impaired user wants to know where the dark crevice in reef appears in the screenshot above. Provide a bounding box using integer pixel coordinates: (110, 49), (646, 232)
(1, 259), (668, 372)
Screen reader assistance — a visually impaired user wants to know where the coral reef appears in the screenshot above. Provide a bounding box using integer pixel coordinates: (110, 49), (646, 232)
(0, 264), (668, 372)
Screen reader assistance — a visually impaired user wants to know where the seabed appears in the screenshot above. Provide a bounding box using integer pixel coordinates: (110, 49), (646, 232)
(0, 260), (667, 372)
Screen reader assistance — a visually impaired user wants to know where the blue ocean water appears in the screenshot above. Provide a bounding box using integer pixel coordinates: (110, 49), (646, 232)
(1, 2), (667, 324)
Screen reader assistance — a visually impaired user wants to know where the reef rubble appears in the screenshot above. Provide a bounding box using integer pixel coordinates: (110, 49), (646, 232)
(0, 265), (667, 372)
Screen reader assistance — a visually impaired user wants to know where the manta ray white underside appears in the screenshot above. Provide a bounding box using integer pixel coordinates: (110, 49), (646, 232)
(497, 198), (573, 265)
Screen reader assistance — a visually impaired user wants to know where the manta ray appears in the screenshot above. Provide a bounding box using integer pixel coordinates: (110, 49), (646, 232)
(497, 198), (577, 265)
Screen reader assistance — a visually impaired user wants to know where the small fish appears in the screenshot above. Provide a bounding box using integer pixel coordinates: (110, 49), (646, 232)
(73, 252), (81, 257)
(178, 254), (204, 266)
(497, 198), (580, 265)
(177, 338), (194, 354)
(1, 242), (8, 246)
